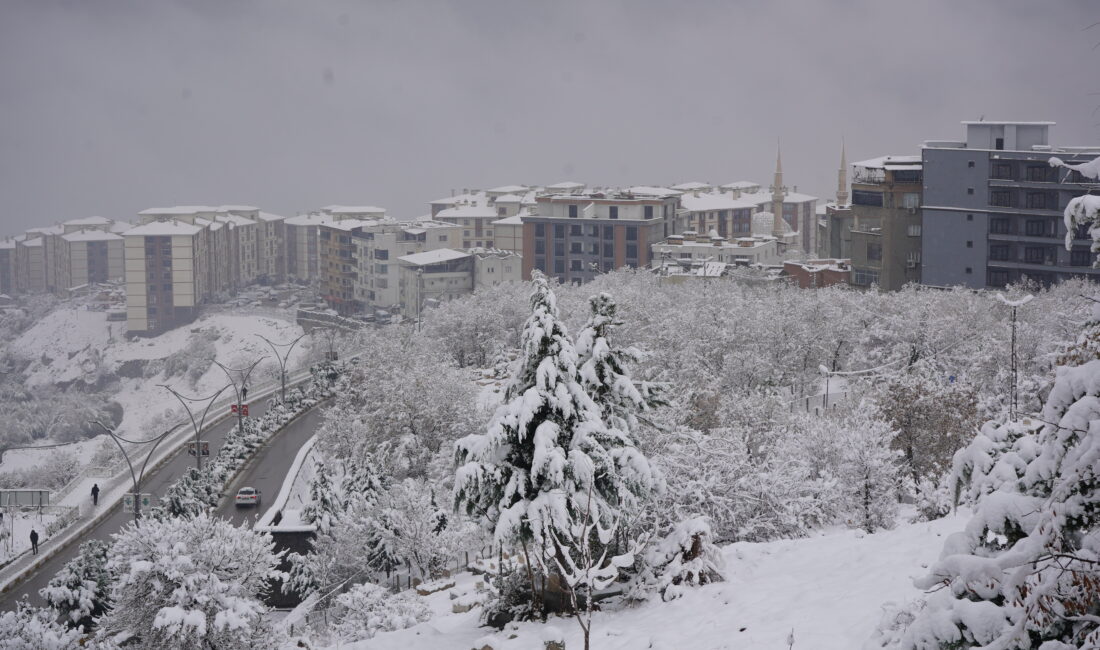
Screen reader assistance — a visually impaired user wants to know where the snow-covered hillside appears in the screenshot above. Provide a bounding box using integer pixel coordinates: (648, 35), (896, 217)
(316, 510), (967, 650)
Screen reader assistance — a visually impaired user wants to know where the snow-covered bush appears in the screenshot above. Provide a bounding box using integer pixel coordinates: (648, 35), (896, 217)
(328, 582), (430, 643)
(41, 539), (111, 631)
(639, 517), (724, 602)
(158, 332), (216, 386)
(0, 602), (85, 650)
(897, 353), (1100, 647)
(99, 515), (283, 649)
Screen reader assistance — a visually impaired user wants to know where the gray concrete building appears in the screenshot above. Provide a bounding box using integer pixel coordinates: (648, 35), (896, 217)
(922, 121), (1100, 288)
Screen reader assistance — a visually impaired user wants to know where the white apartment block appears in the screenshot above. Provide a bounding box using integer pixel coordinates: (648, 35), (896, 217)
(284, 213), (334, 284)
(652, 231), (782, 268)
(353, 220), (461, 312)
(395, 247), (521, 318)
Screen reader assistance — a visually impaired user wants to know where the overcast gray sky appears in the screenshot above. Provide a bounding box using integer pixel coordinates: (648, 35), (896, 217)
(1, 0), (1097, 232)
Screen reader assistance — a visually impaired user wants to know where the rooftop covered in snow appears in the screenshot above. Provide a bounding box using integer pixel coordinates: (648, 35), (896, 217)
(397, 248), (471, 266)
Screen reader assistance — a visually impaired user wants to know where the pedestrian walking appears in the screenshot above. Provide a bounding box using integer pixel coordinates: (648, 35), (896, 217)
(29, 529), (38, 555)
(91, 483), (100, 506)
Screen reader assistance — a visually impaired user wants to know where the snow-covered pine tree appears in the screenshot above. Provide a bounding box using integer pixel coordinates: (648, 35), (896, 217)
(454, 274), (658, 613)
(574, 292), (664, 434)
(300, 460), (342, 533)
(898, 194), (1100, 649)
(40, 539), (111, 631)
(838, 412), (900, 533)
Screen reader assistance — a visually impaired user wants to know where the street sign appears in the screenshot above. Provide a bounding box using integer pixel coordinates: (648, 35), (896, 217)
(123, 493), (152, 514)
(187, 441), (210, 457)
(0, 489), (49, 508)
(231, 404), (238, 414)
(241, 404), (249, 417)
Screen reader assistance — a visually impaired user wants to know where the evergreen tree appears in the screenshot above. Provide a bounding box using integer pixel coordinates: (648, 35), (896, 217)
(300, 460), (341, 533)
(454, 275), (658, 611)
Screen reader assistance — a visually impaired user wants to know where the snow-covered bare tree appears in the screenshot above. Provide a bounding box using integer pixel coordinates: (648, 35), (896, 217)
(0, 602), (85, 650)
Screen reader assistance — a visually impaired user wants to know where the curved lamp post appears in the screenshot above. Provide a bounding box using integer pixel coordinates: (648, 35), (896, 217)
(256, 332), (307, 402)
(91, 421), (177, 525)
(157, 384), (231, 470)
(211, 357), (265, 434)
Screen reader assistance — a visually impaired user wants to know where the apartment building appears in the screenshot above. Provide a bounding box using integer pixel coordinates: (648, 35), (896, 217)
(123, 219), (208, 335)
(0, 240), (14, 295)
(256, 212), (287, 282)
(396, 247), (522, 318)
(521, 188), (682, 284)
(14, 236), (44, 293)
(678, 188), (763, 238)
(652, 231), (782, 268)
(922, 121), (1100, 288)
(58, 229), (124, 290)
(783, 259), (852, 289)
(848, 155), (924, 290)
(353, 220), (461, 312)
(491, 214), (524, 254)
(319, 218), (374, 315)
(284, 213), (334, 284)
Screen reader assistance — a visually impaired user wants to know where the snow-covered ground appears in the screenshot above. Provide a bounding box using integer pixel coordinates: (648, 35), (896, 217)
(9, 306), (314, 454)
(319, 510), (968, 650)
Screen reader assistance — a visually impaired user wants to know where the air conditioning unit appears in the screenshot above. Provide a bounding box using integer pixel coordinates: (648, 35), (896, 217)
(907, 207), (917, 215)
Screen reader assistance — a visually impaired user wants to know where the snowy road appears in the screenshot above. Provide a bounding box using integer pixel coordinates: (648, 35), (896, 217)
(214, 407), (325, 528)
(0, 395), (326, 609)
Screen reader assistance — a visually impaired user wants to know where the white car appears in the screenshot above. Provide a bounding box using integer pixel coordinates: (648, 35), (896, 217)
(234, 487), (261, 508)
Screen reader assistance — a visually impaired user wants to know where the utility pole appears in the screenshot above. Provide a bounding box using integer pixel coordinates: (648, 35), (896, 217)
(994, 293), (1034, 422)
(158, 384), (231, 470)
(256, 332), (307, 402)
(211, 357), (265, 433)
(416, 268), (423, 333)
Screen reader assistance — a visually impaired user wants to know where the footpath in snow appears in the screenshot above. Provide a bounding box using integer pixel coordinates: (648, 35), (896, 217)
(326, 510), (968, 650)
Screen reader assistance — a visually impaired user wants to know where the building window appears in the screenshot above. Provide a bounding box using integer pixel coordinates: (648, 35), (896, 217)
(1025, 193), (1047, 210)
(990, 190), (1013, 207)
(852, 190), (883, 207)
(991, 163), (1013, 180)
(570, 242), (582, 254)
(965, 267), (972, 274)
(625, 244), (638, 259)
(608, 206), (618, 220)
(554, 259), (565, 274)
(554, 225), (565, 239)
(568, 205), (578, 218)
(498, 207), (506, 216)
(989, 270), (1010, 287)
(966, 241), (973, 248)
(439, 235), (447, 242)
(535, 240), (545, 254)
(1027, 166), (1053, 182)
(554, 242), (565, 257)
(603, 226), (613, 239)
(1071, 249), (1093, 267)
(995, 137), (1004, 150)
(603, 243), (613, 257)
(907, 224), (922, 237)
(587, 225), (598, 237)
(626, 226), (638, 241)
(535, 223), (545, 237)
(570, 259), (582, 271)
(989, 244), (1010, 261)
(967, 213), (974, 221)
(902, 193), (920, 209)
(644, 206), (654, 219)
(867, 242), (882, 261)
(570, 224), (582, 236)
(907, 251), (921, 265)
(1024, 220), (1046, 237)
(1024, 247), (1047, 264)
(374, 249), (388, 260)
(990, 218), (1011, 234)
(967, 188), (974, 195)
(853, 269), (879, 285)
(968, 160), (975, 168)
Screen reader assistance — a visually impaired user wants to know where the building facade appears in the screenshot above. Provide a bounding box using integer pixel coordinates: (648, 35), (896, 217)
(848, 155), (923, 290)
(922, 121), (1100, 288)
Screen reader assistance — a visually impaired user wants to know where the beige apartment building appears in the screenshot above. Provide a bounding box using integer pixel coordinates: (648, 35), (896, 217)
(396, 247), (521, 318)
(124, 219), (208, 335)
(285, 213), (334, 284)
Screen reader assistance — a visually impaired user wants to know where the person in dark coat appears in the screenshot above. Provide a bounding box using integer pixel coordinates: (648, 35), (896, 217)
(29, 529), (38, 555)
(91, 483), (100, 506)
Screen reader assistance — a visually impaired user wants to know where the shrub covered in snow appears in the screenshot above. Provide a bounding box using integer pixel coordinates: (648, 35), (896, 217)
(98, 514), (283, 649)
(41, 539), (111, 631)
(328, 582), (430, 643)
(632, 517), (724, 602)
(896, 350), (1100, 647)
(0, 602), (85, 650)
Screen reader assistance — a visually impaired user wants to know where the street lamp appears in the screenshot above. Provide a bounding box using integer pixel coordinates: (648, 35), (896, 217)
(256, 332), (307, 402)
(416, 268), (423, 333)
(158, 384), (231, 470)
(994, 293), (1034, 422)
(211, 357), (265, 434)
(91, 421), (176, 524)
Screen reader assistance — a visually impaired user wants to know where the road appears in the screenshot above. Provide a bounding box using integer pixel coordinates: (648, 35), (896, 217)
(214, 407), (324, 527)
(0, 396), (326, 609)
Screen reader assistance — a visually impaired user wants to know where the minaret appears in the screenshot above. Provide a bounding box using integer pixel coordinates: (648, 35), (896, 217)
(836, 139), (849, 207)
(770, 142), (787, 239)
